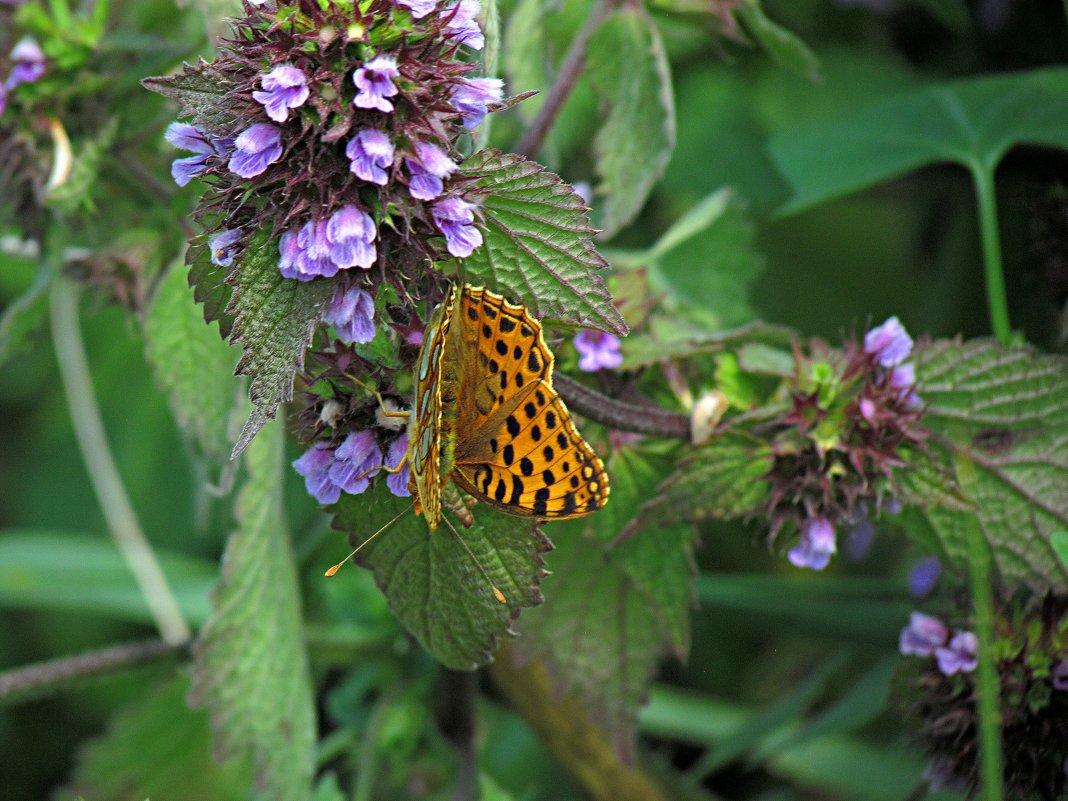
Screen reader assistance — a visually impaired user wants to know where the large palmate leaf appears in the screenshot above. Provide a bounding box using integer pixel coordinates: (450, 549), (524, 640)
(901, 338), (1068, 591)
(769, 67), (1068, 215)
(514, 446), (695, 759)
(331, 484), (552, 670)
(226, 229), (332, 457)
(586, 7), (675, 238)
(189, 420), (317, 801)
(460, 149), (627, 335)
(58, 676), (250, 801)
(144, 257), (240, 465)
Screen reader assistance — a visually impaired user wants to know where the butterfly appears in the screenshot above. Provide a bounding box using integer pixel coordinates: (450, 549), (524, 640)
(407, 283), (610, 529)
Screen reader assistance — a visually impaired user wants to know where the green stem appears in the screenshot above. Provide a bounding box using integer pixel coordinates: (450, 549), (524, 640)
(50, 276), (192, 645)
(956, 455), (1004, 801)
(971, 164), (1012, 344)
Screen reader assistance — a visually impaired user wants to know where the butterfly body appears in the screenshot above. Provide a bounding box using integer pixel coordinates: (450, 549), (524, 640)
(407, 284), (609, 529)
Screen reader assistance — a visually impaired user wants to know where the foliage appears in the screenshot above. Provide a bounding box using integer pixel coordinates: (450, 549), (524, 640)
(3, 1), (1068, 800)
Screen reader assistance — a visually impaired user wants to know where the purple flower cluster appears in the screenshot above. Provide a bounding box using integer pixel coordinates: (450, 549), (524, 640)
(279, 205), (378, 280)
(899, 612), (978, 676)
(323, 283), (376, 344)
(430, 198), (482, 258)
(573, 329), (623, 372)
(0, 36), (45, 116)
(292, 429), (409, 504)
(862, 316), (921, 412)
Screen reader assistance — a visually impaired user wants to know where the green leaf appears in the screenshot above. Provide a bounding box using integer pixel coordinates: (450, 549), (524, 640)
(910, 338), (1068, 591)
(142, 59), (236, 135)
(0, 265), (50, 367)
(0, 530), (215, 625)
(461, 149), (627, 335)
(734, 0), (820, 82)
(43, 118), (118, 214)
(189, 420), (317, 801)
(58, 675), (251, 801)
(187, 235), (236, 337)
(227, 229), (332, 457)
(620, 318), (794, 370)
(645, 189), (764, 329)
(503, 0), (549, 121)
(770, 67), (1068, 215)
(1054, 531), (1068, 571)
(513, 445), (694, 760)
(626, 430), (774, 534)
(144, 257), (240, 464)
(331, 484), (552, 670)
(586, 8), (675, 237)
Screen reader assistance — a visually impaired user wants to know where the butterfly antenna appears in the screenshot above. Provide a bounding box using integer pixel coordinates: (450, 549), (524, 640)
(325, 503), (414, 577)
(441, 513), (507, 605)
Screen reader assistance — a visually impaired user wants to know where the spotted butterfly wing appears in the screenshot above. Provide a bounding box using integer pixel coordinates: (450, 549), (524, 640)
(450, 287), (610, 518)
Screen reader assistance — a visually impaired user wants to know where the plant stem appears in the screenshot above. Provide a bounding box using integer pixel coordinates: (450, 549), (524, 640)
(515, 0), (617, 159)
(50, 276), (192, 645)
(555, 373), (690, 439)
(971, 164), (1012, 344)
(956, 454), (1004, 801)
(0, 639), (188, 704)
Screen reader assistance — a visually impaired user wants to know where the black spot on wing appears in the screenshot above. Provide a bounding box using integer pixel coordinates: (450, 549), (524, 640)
(506, 415), (520, 437)
(502, 443), (514, 465)
(467, 306), (479, 321)
(527, 350), (542, 374)
(494, 478), (507, 502)
(495, 339), (508, 356)
(510, 475), (524, 505)
(520, 457), (534, 476)
(499, 316), (517, 333)
(545, 411), (557, 429)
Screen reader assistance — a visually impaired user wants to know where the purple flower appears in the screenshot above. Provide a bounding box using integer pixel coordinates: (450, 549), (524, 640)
(908, 556), (942, 597)
(6, 37), (45, 89)
(279, 206), (378, 280)
(936, 630), (978, 675)
(252, 64), (310, 123)
(444, 0), (485, 49)
(431, 197), (482, 258)
(396, 0), (438, 17)
(890, 362), (922, 407)
(165, 122), (215, 186)
(346, 128), (394, 185)
(574, 330), (623, 372)
(324, 284), (376, 344)
(325, 205), (377, 270)
(0, 84), (7, 119)
(787, 516), (837, 570)
(405, 142), (456, 200)
(229, 123), (283, 179)
(209, 228), (244, 268)
(899, 612), (948, 657)
(353, 55), (400, 113)
(1052, 658), (1068, 691)
(328, 430), (383, 496)
(292, 442), (344, 504)
(386, 433), (411, 497)
(450, 77), (503, 128)
(864, 316), (913, 368)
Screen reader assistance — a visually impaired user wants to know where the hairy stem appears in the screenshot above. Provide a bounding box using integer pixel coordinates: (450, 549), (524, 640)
(971, 164), (1012, 344)
(515, 0), (617, 159)
(555, 373), (690, 439)
(50, 276), (192, 644)
(0, 639), (188, 704)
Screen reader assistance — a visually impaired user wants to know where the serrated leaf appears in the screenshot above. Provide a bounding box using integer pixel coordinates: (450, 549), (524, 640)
(43, 119), (118, 214)
(142, 59), (236, 135)
(586, 8), (675, 237)
(0, 265), (49, 367)
(627, 430), (774, 533)
(331, 484), (551, 670)
(461, 149), (627, 335)
(1053, 532), (1068, 571)
(188, 236), (236, 337)
(734, 0), (820, 82)
(145, 257), (240, 464)
(227, 229), (332, 457)
(58, 676), (250, 801)
(189, 420), (317, 801)
(769, 67), (1068, 215)
(645, 189), (764, 329)
(910, 338), (1068, 591)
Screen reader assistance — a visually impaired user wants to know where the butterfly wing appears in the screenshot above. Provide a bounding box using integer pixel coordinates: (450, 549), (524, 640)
(406, 284), (457, 529)
(451, 285), (609, 519)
